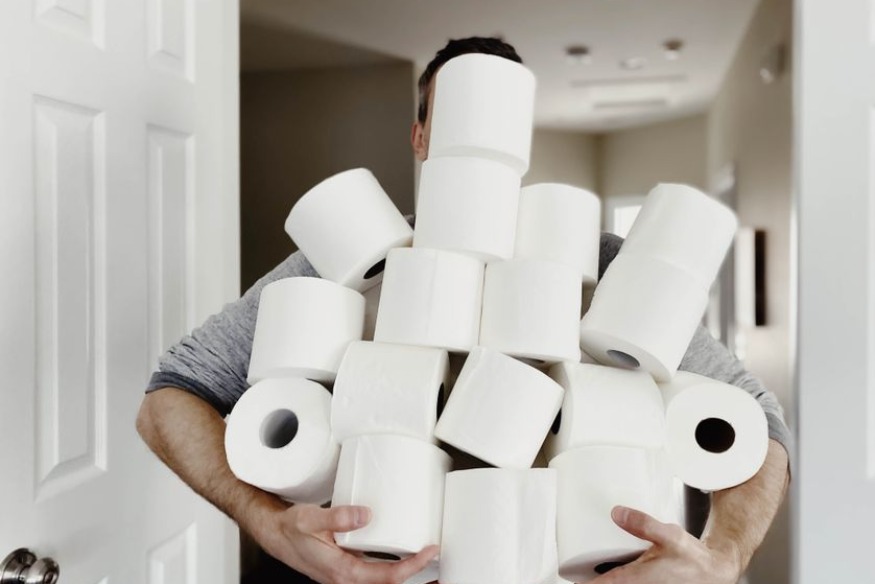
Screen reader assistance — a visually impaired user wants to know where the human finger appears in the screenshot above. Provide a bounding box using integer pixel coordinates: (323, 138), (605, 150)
(342, 545), (440, 584)
(297, 505), (372, 534)
(610, 506), (683, 549)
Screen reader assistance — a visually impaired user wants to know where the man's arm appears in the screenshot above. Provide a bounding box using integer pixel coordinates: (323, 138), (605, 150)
(594, 232), (793, 582)
(137, 387), (283, 541)
(702, 440), (789, 574)
(592, 440), (788, 583)
(138, 387), (438, 584)
(139, 245), (437, 584)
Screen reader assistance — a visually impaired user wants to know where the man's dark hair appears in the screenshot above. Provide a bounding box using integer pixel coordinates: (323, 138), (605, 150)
(417, 36), (522, 123)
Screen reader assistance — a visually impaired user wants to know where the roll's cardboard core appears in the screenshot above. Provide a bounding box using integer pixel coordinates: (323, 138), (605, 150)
(695, 417), (736, 453)
(607, 350), (640, 369)
(364, 258), (386, 280)
(364, 551), (401, 562)
(594, 559), (634, 574)
(437, 383), (446, 419)
(260, 409), (299, 449)
(550, 410), (562, 435)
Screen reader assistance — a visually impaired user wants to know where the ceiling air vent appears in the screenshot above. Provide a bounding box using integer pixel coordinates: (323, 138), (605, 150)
(592, 99), (670, 110)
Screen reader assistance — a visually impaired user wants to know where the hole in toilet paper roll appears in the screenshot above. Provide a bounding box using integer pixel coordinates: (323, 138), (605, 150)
(551, 410), (562, 435)
(363, 259), (386, 280)
(260, 409), (299, 449)
(606, 350), (640, 369)
(695, 418), (736, 453)
(437, 384), (446, 419)
(363, 551), (401, 562)
(594, 559), (635, 574)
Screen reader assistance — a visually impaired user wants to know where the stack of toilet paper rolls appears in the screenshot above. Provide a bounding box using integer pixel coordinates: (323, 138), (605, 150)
(225, 167), (415, 506)
(220, 52), (770, 584)
(543, 362), (680, 582)
(579, 182), (739, 382)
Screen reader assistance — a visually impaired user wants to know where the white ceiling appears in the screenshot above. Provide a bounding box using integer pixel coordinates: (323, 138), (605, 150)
(240, 0), (761, 131)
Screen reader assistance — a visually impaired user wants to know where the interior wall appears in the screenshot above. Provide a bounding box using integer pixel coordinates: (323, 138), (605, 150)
(525, 129), (599, 191)
(240, 62), (416, 290)
(599, 113), (709, 198)
(706, 0), (793, 582)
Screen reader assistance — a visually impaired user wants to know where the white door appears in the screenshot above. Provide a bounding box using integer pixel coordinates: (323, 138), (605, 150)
(0, 1), (240, 583)
(794, 0), (875, 582)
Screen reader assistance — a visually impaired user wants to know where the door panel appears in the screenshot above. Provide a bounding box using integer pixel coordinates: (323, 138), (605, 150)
(795, 0), (875, 582)
(0, 0), (240, 582)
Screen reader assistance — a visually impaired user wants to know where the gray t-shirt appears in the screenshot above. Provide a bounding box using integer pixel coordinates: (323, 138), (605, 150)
(147, 232), (792, 455)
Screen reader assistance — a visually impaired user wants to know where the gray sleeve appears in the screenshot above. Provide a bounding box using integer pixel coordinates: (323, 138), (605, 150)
(597, 232), (793, 457)
(146, 251), (318, 416)
(678, 327), (793, 457)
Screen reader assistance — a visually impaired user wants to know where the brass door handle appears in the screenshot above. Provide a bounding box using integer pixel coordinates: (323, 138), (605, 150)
(0, 549), (59, 584)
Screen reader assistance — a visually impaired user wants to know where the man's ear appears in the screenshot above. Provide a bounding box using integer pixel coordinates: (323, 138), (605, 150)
(411, 121), (428, 161)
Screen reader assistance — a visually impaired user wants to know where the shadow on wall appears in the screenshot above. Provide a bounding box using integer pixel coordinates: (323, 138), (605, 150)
(239, 62), (417, 291)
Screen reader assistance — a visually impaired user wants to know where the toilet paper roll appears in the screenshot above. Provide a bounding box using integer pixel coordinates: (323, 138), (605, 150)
(331, 341), (450, 444)
(621, 183), (738, 288)
(434, 347), (564, 469)
(660, 372), (769, 491)
(429, 53), (536, 175)
(579, 253), (709, 382)
(440, 468), (558, 584)
(374, 248), (484, 352)
(669, 478), (687, 529)
(480, 260), (582, 364)
(413, 156), (521, 261)
(332, 434), (452, 559)
(550, 446), (676, 583)
(225, 378), (339, 505)
(248, 277), (365, 384)
(284, 168), (413, 292)
(514, 184), (602, 284)
(543, 362), (666, 461)
(361, 282), (383, 342)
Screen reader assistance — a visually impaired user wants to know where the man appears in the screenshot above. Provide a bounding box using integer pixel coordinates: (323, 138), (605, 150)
(138, 37), (791, 584)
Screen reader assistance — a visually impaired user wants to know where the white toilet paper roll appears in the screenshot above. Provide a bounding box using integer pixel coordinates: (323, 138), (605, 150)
(361, 282), (383, 342)
(331, 341), (450, 444)
(225, 378), (339, 505)
(429, 53), (536, 175)
(332, 434), (452, 559)
(284, 168), (413, 292)
(434, 347), (564, 469)
(621, 183), (738, 288)
(669, 477), (687, 529)
(480, 260), (582, 364)
(579, 253), (709, 381)
(413, 156), (521, 261)
(374, 247), (484, 352)
(543, 362), (666, 461)
(660, 372), (769, 491)
(514, 183), (602, 284)
(248, 277), (365, 384)
(440, 468), (558, 584)
(550, 446), (676, 583)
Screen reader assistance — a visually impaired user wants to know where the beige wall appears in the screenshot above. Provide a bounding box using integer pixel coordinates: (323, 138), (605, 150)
(706, 1), (794, 583)
(600, 114), (708, 198)
(240, 62), (416, 290)
(525, 129), (599, 191)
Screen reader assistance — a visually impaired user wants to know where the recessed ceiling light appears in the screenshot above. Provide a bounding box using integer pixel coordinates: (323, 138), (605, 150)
(619, 56), (647, 71)
(565, 45), (592, 65)
(664, 39), (684, 60)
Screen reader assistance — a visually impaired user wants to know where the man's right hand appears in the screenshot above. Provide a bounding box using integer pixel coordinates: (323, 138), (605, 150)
(136, 389), (437, 584)
(255, 503), (439, 584)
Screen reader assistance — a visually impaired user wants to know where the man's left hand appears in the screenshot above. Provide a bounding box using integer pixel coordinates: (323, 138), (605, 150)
(590, 506), (743, 584)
